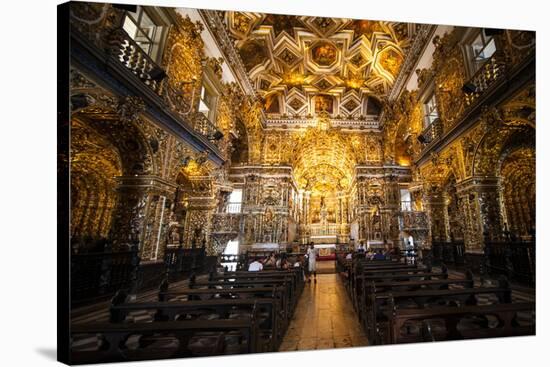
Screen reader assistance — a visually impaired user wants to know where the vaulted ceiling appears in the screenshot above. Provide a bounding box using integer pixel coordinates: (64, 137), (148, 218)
(223, 12), (415, 120)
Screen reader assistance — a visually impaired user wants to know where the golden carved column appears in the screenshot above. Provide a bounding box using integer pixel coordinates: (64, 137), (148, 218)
(109, 175), (177, 260)
(423, 183), (446, 247)
(456, 177), (503, 252)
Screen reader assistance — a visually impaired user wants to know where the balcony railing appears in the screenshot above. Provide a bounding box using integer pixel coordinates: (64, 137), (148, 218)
(105, 28), (164, 94)
(418, 118), (443, 146)
(400, 211), (428, 230)
(193, 112), (221, 140)
(226, 202), (242, 214)
(464, 53), (506, 107)
(211, 212), (241, 234)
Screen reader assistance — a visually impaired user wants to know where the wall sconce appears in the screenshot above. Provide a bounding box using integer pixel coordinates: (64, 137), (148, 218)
(462, 82), (477, 94)
(207, 130), (224, 141)
(148, 66), (167, 82)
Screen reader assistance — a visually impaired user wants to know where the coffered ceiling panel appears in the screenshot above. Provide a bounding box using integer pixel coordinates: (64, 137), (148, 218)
(222, 11), (414, 120)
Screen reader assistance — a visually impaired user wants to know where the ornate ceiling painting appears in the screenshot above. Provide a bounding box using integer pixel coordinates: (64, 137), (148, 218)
(223, 12), (413, 120)
(220, 11), (412, 202)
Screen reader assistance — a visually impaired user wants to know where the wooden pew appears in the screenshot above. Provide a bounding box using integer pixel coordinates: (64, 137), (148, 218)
(71, 318), (260, 364)
(352, 264), (442, 310)
(219, 268), (304, 290)
(347, 259), (415, 298)
(363, 278), (513, 344)
(348, 259), (417, 292)
(389, 302), (535, 344)
(189, 278), (297, 314)
(359, 270), (475, 318)
(158, 286), (289, 344)
(214, 268), (304, 294)
(108, 298), (279, 352)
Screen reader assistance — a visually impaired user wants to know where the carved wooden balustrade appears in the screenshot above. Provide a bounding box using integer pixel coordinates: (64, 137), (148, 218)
(210, 212), (242, 254)
(418, 118), (443, 146)
(71, 247), (140, 306)
(193, 112), (220, 139)
(163, 246), (207, 280)
(211, 212), (242, 234)
(401, 211), (428, 230)
(464, 53), (507, 107)
(431, 241), (466, 267)
(71, 245), (207, 306)
(483, 241), (535, 285)
(105, 28), (164, 94)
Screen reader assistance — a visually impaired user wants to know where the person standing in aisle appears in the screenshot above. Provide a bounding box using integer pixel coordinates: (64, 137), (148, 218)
(306, 242), (318, 283)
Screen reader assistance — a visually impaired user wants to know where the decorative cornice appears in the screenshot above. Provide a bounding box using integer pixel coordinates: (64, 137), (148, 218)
(388, 24), (437, 102)
(379, 24), (436, 126)
(115, 175), (178, 191)
(198, 9), (258, 102)
(263, 116), (380, 130)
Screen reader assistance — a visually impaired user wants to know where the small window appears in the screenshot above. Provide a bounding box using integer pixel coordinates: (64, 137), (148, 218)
(226, 189), (242, 213)
(223, 240), (239, 255)
(198, 84), (216, 122)
(400, 189), (412, 212)
(470, 30), (496, 73)
(122, 6), (163, 59)
(423, 93), (439, 128)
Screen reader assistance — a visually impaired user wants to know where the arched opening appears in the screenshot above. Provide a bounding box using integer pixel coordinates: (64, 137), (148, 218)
(70, 119), (122, 251)
(499, 147), (535, 239)
(394, 117), (413, 167)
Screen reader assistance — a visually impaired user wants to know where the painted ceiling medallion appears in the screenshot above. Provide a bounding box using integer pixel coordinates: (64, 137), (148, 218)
(314, 78), (333, 91)
(311, 41), (339, 67)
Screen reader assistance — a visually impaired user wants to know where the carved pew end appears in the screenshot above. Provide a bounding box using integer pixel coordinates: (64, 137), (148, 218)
(109, 290), (129, 322)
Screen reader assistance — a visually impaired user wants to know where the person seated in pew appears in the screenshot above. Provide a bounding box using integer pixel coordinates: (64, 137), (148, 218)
(373, 249), (386, 260)
(248, 259), (264, 271)
(346, 251), (353, 260)
(264, 252), (277, 268)
(357, 242), (366, 254)
(282, 257), (292, 270)
(366, 248), (375, 260)
(277, 253), (289, 269)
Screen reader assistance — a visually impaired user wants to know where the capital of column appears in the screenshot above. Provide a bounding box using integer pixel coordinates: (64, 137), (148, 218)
(115, 175), (178, 195)
(455, 176), (500, 195)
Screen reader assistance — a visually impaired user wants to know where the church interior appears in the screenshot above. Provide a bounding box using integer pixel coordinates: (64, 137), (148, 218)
(64, 2), (536, 363)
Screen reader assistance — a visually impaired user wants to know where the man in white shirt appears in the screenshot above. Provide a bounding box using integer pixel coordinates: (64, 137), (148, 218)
(306, 243), (318, 283)
(248, 259), (263, 272)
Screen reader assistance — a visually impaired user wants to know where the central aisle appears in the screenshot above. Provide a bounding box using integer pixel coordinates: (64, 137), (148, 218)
(279, 273), (369, 351)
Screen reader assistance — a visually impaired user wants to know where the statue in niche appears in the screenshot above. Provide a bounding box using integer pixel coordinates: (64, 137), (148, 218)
(264, 207), (274, 224)
(217, 190), (231, 213)
(371, 204), (381, 232)
(263, 207), (275, 242)
(170, 227), (180, 244)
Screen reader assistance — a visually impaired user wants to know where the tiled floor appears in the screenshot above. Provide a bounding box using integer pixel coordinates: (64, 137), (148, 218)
(279, 273), (369, 352)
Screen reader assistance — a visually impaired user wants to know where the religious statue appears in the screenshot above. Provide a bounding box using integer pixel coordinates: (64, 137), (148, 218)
(170, 228), (180, 244)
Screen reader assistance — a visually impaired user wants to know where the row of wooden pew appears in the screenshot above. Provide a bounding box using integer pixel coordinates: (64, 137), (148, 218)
(337, 254), (535, 345)
(70, 267), (304, 364)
